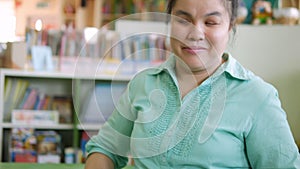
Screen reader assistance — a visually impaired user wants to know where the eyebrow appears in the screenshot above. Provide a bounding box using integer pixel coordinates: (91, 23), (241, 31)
(174, 10), (222, 18)
(174, 10), (193, 18)
(205, 11), (222, 17)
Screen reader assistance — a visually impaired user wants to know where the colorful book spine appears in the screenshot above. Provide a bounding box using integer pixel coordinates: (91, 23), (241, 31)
(22, 88), (38, 110)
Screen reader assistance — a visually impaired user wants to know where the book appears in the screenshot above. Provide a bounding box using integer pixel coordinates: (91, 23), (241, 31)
(3, 78), (14, 121)
(4, 78), (30, 122)
(41, 95), (52, 110)
(14, 79), (30, 108)
(37, 154), (60, 163)
(10, 128), (37, 163)
(51, 96), (73, 123)
(18, 88), (31, 109)
(35, 130), (61, 156)
(21, 88), (38, 110)
(11, 110), (59, 125)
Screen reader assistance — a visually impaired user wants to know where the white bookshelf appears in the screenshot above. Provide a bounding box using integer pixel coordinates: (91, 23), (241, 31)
(77, 123), (103, 130)
(0, 68), (131, 162)
(1, 123), (73, 130)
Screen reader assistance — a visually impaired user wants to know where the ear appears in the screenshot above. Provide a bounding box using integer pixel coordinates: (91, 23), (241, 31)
(228, 21), (235, 32)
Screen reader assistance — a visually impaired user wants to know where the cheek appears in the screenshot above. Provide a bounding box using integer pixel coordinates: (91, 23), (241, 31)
(170, 23), (189, 41)
(170, 38), (180, 53)
(170, 24), (186, 52)
(207, 29), (229, 52)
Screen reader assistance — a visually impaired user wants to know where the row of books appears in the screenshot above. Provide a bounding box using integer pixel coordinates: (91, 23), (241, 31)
(25, 26), (168, 60)
(9, 128), (100, 164)
(25, 26), (83, 57)
(25, 26), (119, 58)
(102, 0), (166, 15)
(4, 78), (73, 123)
(10, 128), (61, 163)
(120, 33), (168, 61)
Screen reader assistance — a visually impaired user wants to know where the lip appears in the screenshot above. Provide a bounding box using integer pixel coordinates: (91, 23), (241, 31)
(182, 46), (207, 54)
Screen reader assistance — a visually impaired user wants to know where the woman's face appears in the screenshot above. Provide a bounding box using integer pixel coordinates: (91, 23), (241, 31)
(170, 0), (231, 72)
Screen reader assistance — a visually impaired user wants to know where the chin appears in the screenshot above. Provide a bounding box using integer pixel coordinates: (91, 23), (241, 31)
(185, 61), (205, 71)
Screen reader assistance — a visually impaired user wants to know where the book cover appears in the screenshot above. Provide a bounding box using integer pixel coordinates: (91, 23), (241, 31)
(11, 110), (59, 125)
(14, 79), (30, 109)
(35, 130), (61, 155)
(51, 96), (73, 123)
(3, 78), (14, 121)
(22, 88), (38, 110)
(10, 128), (37, 163)
(18, 88), (31, 109)
(4, 77), (13, 101)
(4, 78), (29, 121)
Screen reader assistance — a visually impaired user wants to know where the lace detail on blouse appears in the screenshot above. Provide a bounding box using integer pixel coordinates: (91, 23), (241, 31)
(171, 84), (211, 158)
(144, 72), (213, 158)
(146, 72), (178, 154)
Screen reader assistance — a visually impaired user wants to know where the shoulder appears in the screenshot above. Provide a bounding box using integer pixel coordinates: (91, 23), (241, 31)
(225, 65), (279, 111)
(247, 73), (278, 98)
(223, 54), (278, 100)
(235, 71), (278, 103)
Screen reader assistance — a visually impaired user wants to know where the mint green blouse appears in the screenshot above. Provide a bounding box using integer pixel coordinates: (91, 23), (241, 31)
(86, 53), (300, 169)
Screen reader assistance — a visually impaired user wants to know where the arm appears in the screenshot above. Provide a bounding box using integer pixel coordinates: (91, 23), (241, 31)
(85, 153), (114, 169)
(246, 88), (300, 168)
(84, 83), (136, 169)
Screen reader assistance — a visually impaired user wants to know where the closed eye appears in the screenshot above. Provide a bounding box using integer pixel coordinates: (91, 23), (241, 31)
(176, 17), (191, 25)
(205, 21), (219, 26)
(173, 10), (193, 25)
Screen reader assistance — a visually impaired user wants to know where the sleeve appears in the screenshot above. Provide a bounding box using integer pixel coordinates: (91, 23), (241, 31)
(85, 81), (136, 169)
(245, 87), (300, 168)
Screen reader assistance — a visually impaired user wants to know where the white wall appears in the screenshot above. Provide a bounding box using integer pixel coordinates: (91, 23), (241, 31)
(14, 0), (63, 36)
(115, 20), (169, 37)
(228, 25), (300, 141)
(0, 0), (15, 42)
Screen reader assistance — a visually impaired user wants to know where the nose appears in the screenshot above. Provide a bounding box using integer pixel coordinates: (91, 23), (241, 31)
(187, 24), (204, 41)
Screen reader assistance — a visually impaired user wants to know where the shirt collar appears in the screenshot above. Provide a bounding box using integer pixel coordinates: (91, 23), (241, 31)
(220, 53), (251, 80)
(149, 53), (251, 81)
(148, 54), (176, 77)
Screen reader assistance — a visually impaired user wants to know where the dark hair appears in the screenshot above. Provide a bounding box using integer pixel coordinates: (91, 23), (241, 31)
(166, 0), (239, 32)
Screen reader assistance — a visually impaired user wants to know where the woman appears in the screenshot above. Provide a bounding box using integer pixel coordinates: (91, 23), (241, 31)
(85, 0), (300, 168)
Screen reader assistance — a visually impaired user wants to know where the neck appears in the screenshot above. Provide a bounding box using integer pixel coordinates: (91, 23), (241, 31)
(175, 62), (206, 99)
(176, 64), (208, 85)
(175, 57), (225, 98)
(175, 59), (225, 85)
